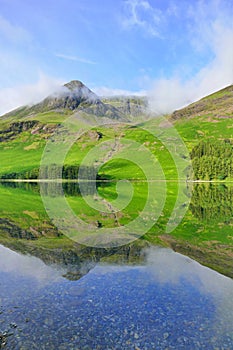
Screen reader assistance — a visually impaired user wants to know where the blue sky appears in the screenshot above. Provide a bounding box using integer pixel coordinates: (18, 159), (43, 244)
(0, 0), (232, 114)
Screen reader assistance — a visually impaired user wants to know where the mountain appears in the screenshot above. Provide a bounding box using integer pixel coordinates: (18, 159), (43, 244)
(172, 84), (233, 120)
(1, 80), (147, 122)
(33, 80), (100, 112)
(0, 82), (233, 279)
(31, 80), (128, 120)
(0, 81), (233, 181)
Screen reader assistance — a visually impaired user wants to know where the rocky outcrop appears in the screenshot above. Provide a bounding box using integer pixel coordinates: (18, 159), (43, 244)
(0, 218), (36, 240)
(0, 121), (38, 142)
(102, 96), (148, 117)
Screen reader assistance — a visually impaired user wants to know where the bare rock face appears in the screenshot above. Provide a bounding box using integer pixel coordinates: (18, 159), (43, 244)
(0, 218), (36, 240)
(101, 96), (148, 117)
(34, 80), (99, 112)
(0, 120), (38, 141)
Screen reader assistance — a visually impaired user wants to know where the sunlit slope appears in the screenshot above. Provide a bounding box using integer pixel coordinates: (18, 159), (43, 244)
(172, 85), (233, 150)
(0, 117), (182, 180)
(0, 182), (232, 277)
(0, 84), (232, 179)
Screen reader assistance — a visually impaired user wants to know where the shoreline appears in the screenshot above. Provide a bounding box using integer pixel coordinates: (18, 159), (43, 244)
(0, 179), (233, 184)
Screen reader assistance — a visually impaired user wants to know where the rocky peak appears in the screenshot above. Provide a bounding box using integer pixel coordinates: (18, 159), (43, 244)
(62, 80), (99, 103)
(64, 80), (86, 91)
(62, 80), (98, 102)
(3, 80), (126, 121)
(63, 80), (96, 97)
(31, 80), (100, 112)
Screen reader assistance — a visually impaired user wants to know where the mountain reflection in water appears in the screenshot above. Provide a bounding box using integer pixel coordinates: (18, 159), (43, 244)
(0, 245), (232, 350)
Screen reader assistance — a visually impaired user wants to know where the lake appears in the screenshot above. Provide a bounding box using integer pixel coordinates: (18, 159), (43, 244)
(0, 182), (232, 349)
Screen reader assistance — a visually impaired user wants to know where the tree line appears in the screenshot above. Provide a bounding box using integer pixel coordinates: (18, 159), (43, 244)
(0, 164), (107, 181)
(190, 139), (233, 180)
(190, 183), (233, 222)
(1, 139), (232, 181)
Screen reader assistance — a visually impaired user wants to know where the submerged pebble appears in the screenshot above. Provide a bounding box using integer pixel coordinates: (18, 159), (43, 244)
(0, 247), (232, 349)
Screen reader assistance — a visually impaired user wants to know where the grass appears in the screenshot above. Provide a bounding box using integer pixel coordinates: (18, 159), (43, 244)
(0, 183), (49, 229)
(0, 179), (232, 276)
(1, 181), (232, 247)
(0, 86), (232, 277)
(0, 103), (232, 181)
(0, 133), (45, 175)
(0, 119), (179, 180)
(175, 115), (233, 151)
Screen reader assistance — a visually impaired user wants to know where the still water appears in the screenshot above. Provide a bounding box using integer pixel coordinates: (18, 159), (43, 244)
(0, 244), (232, 350)
(0, 182), (233, 349)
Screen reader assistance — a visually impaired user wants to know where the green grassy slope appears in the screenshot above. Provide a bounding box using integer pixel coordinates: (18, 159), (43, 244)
(0, 181), (232, 277)
(172, 84), (233, 120)
(0, 84), (232, 181)
(0, 84), (232, 277)
(0, 85), (232, 181)
(0, 115), (180, 180)
(172, 85), (233, 149)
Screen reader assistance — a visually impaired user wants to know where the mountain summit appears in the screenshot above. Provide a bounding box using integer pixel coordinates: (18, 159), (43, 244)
(63, 80), (98, 103)
(1, 79), (147, 121)
(64, 80), (92, 92)
(33, 80), (100, 112)
(17, 79), (136, 120)
(64, 80), (86, 90)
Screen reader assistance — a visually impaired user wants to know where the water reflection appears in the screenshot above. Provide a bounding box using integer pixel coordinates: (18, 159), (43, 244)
(190, 183), (233, 222)
(0, 181), (233, 348)
(0, 245), (232, 349)
(0, 181), (232, 277)
(146, 248), (233, 340)
(0, 245), (63, 283)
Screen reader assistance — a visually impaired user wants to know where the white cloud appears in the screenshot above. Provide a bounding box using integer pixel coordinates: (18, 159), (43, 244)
(55, 53), (96, 65)
(121, 0), (162, 37)
(0, 245), (63, 284)
(146, 247), (233, 334)
(148, 0), (233, 114)
(0, 77), (146, 116)
(0, 74), (63, 116)
(93, 86), (146, 97)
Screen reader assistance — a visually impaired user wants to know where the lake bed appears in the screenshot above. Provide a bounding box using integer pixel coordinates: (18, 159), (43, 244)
(0, 245), (232, 349)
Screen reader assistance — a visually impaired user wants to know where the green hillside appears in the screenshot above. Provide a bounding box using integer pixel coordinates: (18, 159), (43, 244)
(172, 84), (233, 121)
(0, 82), (233, 277)
(0, 181), (232, 278)
(0, 81), (232, 181)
